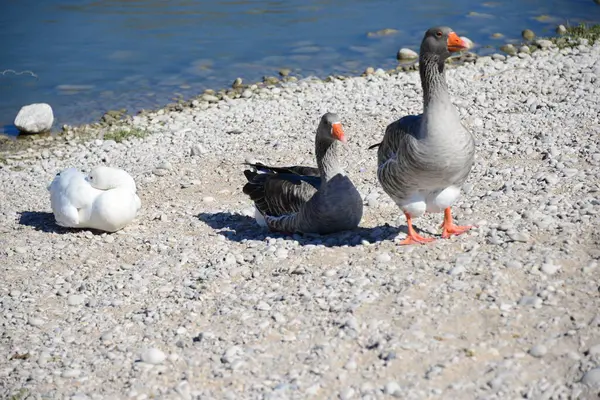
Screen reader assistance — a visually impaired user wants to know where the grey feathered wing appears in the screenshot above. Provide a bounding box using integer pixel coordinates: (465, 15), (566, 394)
(372, 115), (422, 201)
(242, 165), (320, 220)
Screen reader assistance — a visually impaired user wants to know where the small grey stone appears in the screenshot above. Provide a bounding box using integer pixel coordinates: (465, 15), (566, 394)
(156, 160), (172, 170)
(221, 346), (243, 364)
(241, 89), (253, 98)
(529, 344), (547, 358)
(556, 25), (567, 35)
(397, 48), (418, 60)
(256, 301), (271, 311)
(67, 295), (85, 306)
(581, 367), (600, 388)
(62, 369), (82, 378)
(541, 263), (560, 275)
(376, 252), (392, 263)
(535, 39), (553, 49)
(508, 231), (529, 243)
(500, 44), (517, 56)
(232, 77), (243, 88)
(522, 29), (535, 41)
(340, 387), (355, 400)
(153, 168), (168, 176)
(141, 348), (166, 364)
(505, 260), (522, 269)
(384, 381), (402, 397)
(519, 296), (543, 308)
(305, 384), (320, 395)
(275, 248), (288, 259)
(190, 144), (207, 156)
(201, 94), (219, 103)
(28, 317), (44, 327)
(449, 265), (466, 276)
(344, 358), (357, 370)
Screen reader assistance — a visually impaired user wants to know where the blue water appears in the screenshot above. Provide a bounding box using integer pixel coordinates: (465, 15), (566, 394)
(0, 0), (598, 134)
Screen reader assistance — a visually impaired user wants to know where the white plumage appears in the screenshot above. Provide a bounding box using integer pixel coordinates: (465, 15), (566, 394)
(48, 166), (141, 232)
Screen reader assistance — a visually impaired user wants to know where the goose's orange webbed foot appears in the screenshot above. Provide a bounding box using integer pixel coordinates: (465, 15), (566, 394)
(399, 213), (436, 245)
(440, 207), (473, 239)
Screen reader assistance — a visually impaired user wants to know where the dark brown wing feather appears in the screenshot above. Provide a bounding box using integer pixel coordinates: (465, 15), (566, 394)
(244, 162), (320, 177)
(242, 168), (320, 217)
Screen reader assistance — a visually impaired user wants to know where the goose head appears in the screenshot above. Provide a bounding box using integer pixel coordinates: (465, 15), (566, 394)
(420, 26), (468, 60)
(317, 112), (346, 144)
(86, 166), (137, 192)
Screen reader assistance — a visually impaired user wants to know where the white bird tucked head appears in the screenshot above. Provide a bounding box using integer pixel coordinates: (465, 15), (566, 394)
(86, 166), (137, 192)
(47, 167), (86, 192)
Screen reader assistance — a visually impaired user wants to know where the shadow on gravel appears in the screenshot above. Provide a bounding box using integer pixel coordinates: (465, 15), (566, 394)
(197, 211), (405, 247)
(18, 211), (71, 233)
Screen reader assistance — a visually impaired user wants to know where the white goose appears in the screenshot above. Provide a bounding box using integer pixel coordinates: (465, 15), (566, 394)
(370, 26), (475, 245)
(48, 166), (141, 232)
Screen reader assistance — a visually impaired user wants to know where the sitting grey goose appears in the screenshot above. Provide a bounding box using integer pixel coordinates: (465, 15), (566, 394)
(369, 26), (474, 245)
(243, 112), (363, 234)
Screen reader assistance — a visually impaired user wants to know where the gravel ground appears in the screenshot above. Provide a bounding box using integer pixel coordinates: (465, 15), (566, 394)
(1, 40), (600, 400)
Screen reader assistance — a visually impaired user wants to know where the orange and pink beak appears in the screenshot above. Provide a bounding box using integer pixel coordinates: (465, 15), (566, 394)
(332, 122), (347, 143)
(447, 32), (468, 52)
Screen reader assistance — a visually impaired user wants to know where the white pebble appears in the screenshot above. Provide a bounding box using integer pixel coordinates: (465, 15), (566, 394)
(449, 265), (466, 276)
(28, 317), (44, 327)
(141, 348), (166, 365)
(376, 252), (391, 263)
(384, 381), (403, 396)
(540, 263), (560, 275)
(256, 301), (271, 311)
(67, 295), (85, 306)
(62, 369), (82, 378)
(529, 344), (547, 358)
(275, 248), (288, 259)
(340, 387), (355, 400)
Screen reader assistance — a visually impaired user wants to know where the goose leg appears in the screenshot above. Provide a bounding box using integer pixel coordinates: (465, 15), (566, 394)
(399, 213), (435, 245)
(441, 208), (472, 239)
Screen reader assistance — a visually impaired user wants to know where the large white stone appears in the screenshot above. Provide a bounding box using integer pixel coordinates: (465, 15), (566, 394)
(14, 103), (54, 133)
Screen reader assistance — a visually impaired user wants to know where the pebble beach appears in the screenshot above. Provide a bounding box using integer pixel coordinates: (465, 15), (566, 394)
(1, 38), (600, 400)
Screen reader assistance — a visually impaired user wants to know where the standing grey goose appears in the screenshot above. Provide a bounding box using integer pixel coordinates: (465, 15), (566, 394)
(242, 112), (363, 234)
(370, 26), (474, 245)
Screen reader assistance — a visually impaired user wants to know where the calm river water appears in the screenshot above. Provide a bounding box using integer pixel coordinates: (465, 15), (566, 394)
(1, 0), (598, 135)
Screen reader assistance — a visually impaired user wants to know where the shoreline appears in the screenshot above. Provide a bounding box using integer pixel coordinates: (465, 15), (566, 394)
(2, 23), (595, 157)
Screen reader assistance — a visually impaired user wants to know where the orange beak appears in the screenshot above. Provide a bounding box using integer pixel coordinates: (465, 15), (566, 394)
(332, 122), (346, 143)
(447, 32), (468, 52)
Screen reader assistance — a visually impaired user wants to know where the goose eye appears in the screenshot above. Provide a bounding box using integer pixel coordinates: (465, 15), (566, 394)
(436, 31), (442, 38)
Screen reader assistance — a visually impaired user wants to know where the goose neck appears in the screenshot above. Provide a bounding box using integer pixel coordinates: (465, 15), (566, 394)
(419, 53), (451, 110)
(316, 139), (343, 181)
